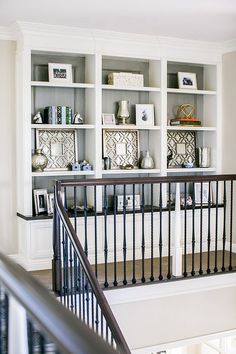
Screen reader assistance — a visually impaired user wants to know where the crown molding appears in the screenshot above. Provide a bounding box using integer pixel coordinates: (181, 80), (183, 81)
(15, 21), (159, 47)
(0, 26), (16, 40)
(2, 21), (235, 59)
(222, 39), (236, 54)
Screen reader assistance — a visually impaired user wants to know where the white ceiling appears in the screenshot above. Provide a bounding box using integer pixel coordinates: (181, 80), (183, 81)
(1, 0), (236, 42)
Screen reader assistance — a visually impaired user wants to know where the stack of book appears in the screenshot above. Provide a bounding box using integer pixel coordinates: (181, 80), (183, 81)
(44, 106), (73, 124)
(170, 117), (201, 126)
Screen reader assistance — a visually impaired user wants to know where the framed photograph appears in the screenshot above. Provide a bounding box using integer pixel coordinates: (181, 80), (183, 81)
(33, 189), (48, 215)
(36, 129), (78, 170)
(194, 182), (210, 204)
(48, 63), (72, 84)
(178, 72), (197, 90)
(102, 113), (116, 125)
(135, 104), (154, 126)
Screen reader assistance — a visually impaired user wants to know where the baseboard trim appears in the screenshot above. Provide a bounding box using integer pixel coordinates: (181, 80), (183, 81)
(106, 272), (236, 306)
(131, 328), (236, 354)
(16, 256), (52, 271)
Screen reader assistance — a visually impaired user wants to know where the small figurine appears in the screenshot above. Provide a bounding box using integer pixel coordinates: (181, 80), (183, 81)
(72, 112), (83, 124)
(32, 111), (43, 124)
(167, 149), (173, 167)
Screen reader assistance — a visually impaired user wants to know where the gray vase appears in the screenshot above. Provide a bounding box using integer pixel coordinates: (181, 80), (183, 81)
(141, 151), (154, 169)
(32, 149), (48, 172)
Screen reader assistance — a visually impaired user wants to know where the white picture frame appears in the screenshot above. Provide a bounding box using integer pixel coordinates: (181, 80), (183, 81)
(48, 63), (72, 84)
(102, 113), (116, 125)
(33, 189), (48, 215)
(178, 72), (197, 90)
(47, 193), (54, 215)
(194, 182), (210, 204)
(135, 104), (154, 126)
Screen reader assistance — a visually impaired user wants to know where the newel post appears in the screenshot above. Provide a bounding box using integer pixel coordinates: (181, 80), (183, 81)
(172, 182), (183, 276)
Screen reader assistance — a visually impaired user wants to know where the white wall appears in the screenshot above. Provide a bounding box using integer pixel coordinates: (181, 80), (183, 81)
(0, 39), (17, 254)
(222, 51), (236, 173)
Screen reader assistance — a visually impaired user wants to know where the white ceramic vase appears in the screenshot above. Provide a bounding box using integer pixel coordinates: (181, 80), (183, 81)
(141, 151), (154, 169)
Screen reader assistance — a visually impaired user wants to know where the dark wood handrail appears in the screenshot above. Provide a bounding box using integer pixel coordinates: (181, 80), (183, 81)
(54, 181), (131, 354)
(58, 174), (236, 187)
(0, 252), (117, 354)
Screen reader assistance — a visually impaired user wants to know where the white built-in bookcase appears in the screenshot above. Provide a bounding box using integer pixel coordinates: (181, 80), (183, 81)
(15, 24), (222, 270)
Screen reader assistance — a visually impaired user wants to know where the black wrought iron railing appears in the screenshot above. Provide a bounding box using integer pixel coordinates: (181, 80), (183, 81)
(53, 175), (236, 293)
(0, 252), (118, 354)
(53, 184), (131, 354)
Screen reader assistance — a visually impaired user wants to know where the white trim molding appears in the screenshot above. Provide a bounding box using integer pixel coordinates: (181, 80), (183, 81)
(222, 39), (236, 54)
(0, 26), (16, 40)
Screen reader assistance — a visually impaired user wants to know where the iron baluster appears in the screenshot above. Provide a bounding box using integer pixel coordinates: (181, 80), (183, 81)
(85, 275), (90, 326)
(159, 182), (163, 280)
(113, 185), (118, 286)
(207, 181), (211, 274)
(84, 186), (88, 257)
(103, 185), (109, 287)
(39, 333), (45, 354)
(141, 184), (145, 283)
(183, 182), (187, 277)
(94, 186), (98, 278)
(229, 180), (233, 271)
(132, 184), (136, 284)
(199, 182), (203, 275)
(69, 242), (74, 313)
(82, 269), (85, 321)
(73, 251), (78, 315)
(191, 182), (195, 276)
(167, 182), (172, 279)
(123, 185), (127, 285)
(74, 186), (77, 234)
(150, 184), (154, 281)
(222, 181), (227, 271)
(214, 181), (219, 273)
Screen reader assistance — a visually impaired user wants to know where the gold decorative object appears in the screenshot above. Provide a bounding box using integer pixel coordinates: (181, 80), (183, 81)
(176, 104), (195, 119)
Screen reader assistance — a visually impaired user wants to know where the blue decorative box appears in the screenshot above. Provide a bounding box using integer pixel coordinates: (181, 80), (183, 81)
(82, 164), (92, 171)
(71, 163), (81, 171)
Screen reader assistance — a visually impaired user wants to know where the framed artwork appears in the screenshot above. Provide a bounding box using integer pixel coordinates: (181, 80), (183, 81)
(167, 131), (196, 167)
(194, 182), (211, 204)
(103, 129), (139, 169)
(47, 193), (54, 215)
(48, 63), (72, 84)
(33, 189), (48, 215)
(135, 104), (154, 126)
(178, 72), (197, 90)
(36, 129), (78, 170)
(102, 113), (116, 125)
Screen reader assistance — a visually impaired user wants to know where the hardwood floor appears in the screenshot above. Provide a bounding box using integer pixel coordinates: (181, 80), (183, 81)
(30, 251), (236, 291)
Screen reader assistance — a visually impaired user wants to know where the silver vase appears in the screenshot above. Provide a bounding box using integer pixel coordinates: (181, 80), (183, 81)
(117, 100), (130, 125)
(141, 151), (154, 169)
(32, 149), (48, 172)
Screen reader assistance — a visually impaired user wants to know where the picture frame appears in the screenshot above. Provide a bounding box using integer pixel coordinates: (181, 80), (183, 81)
(167, 131), (196, 168)
(48, 63), (72, 84)
(47, 193), (54, 215)
(194, 182), (210, 204)
(36, 129), (78, 170)
(103, 129), (139, 169)
(33, 189), (48, 215)
(102, 113), (116, 125)
(178, 72), (197, 90)
(135, 104), (154, 126)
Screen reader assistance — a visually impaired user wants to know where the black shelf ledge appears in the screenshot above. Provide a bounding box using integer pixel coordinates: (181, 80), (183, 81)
(17, 203), (223, 221)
